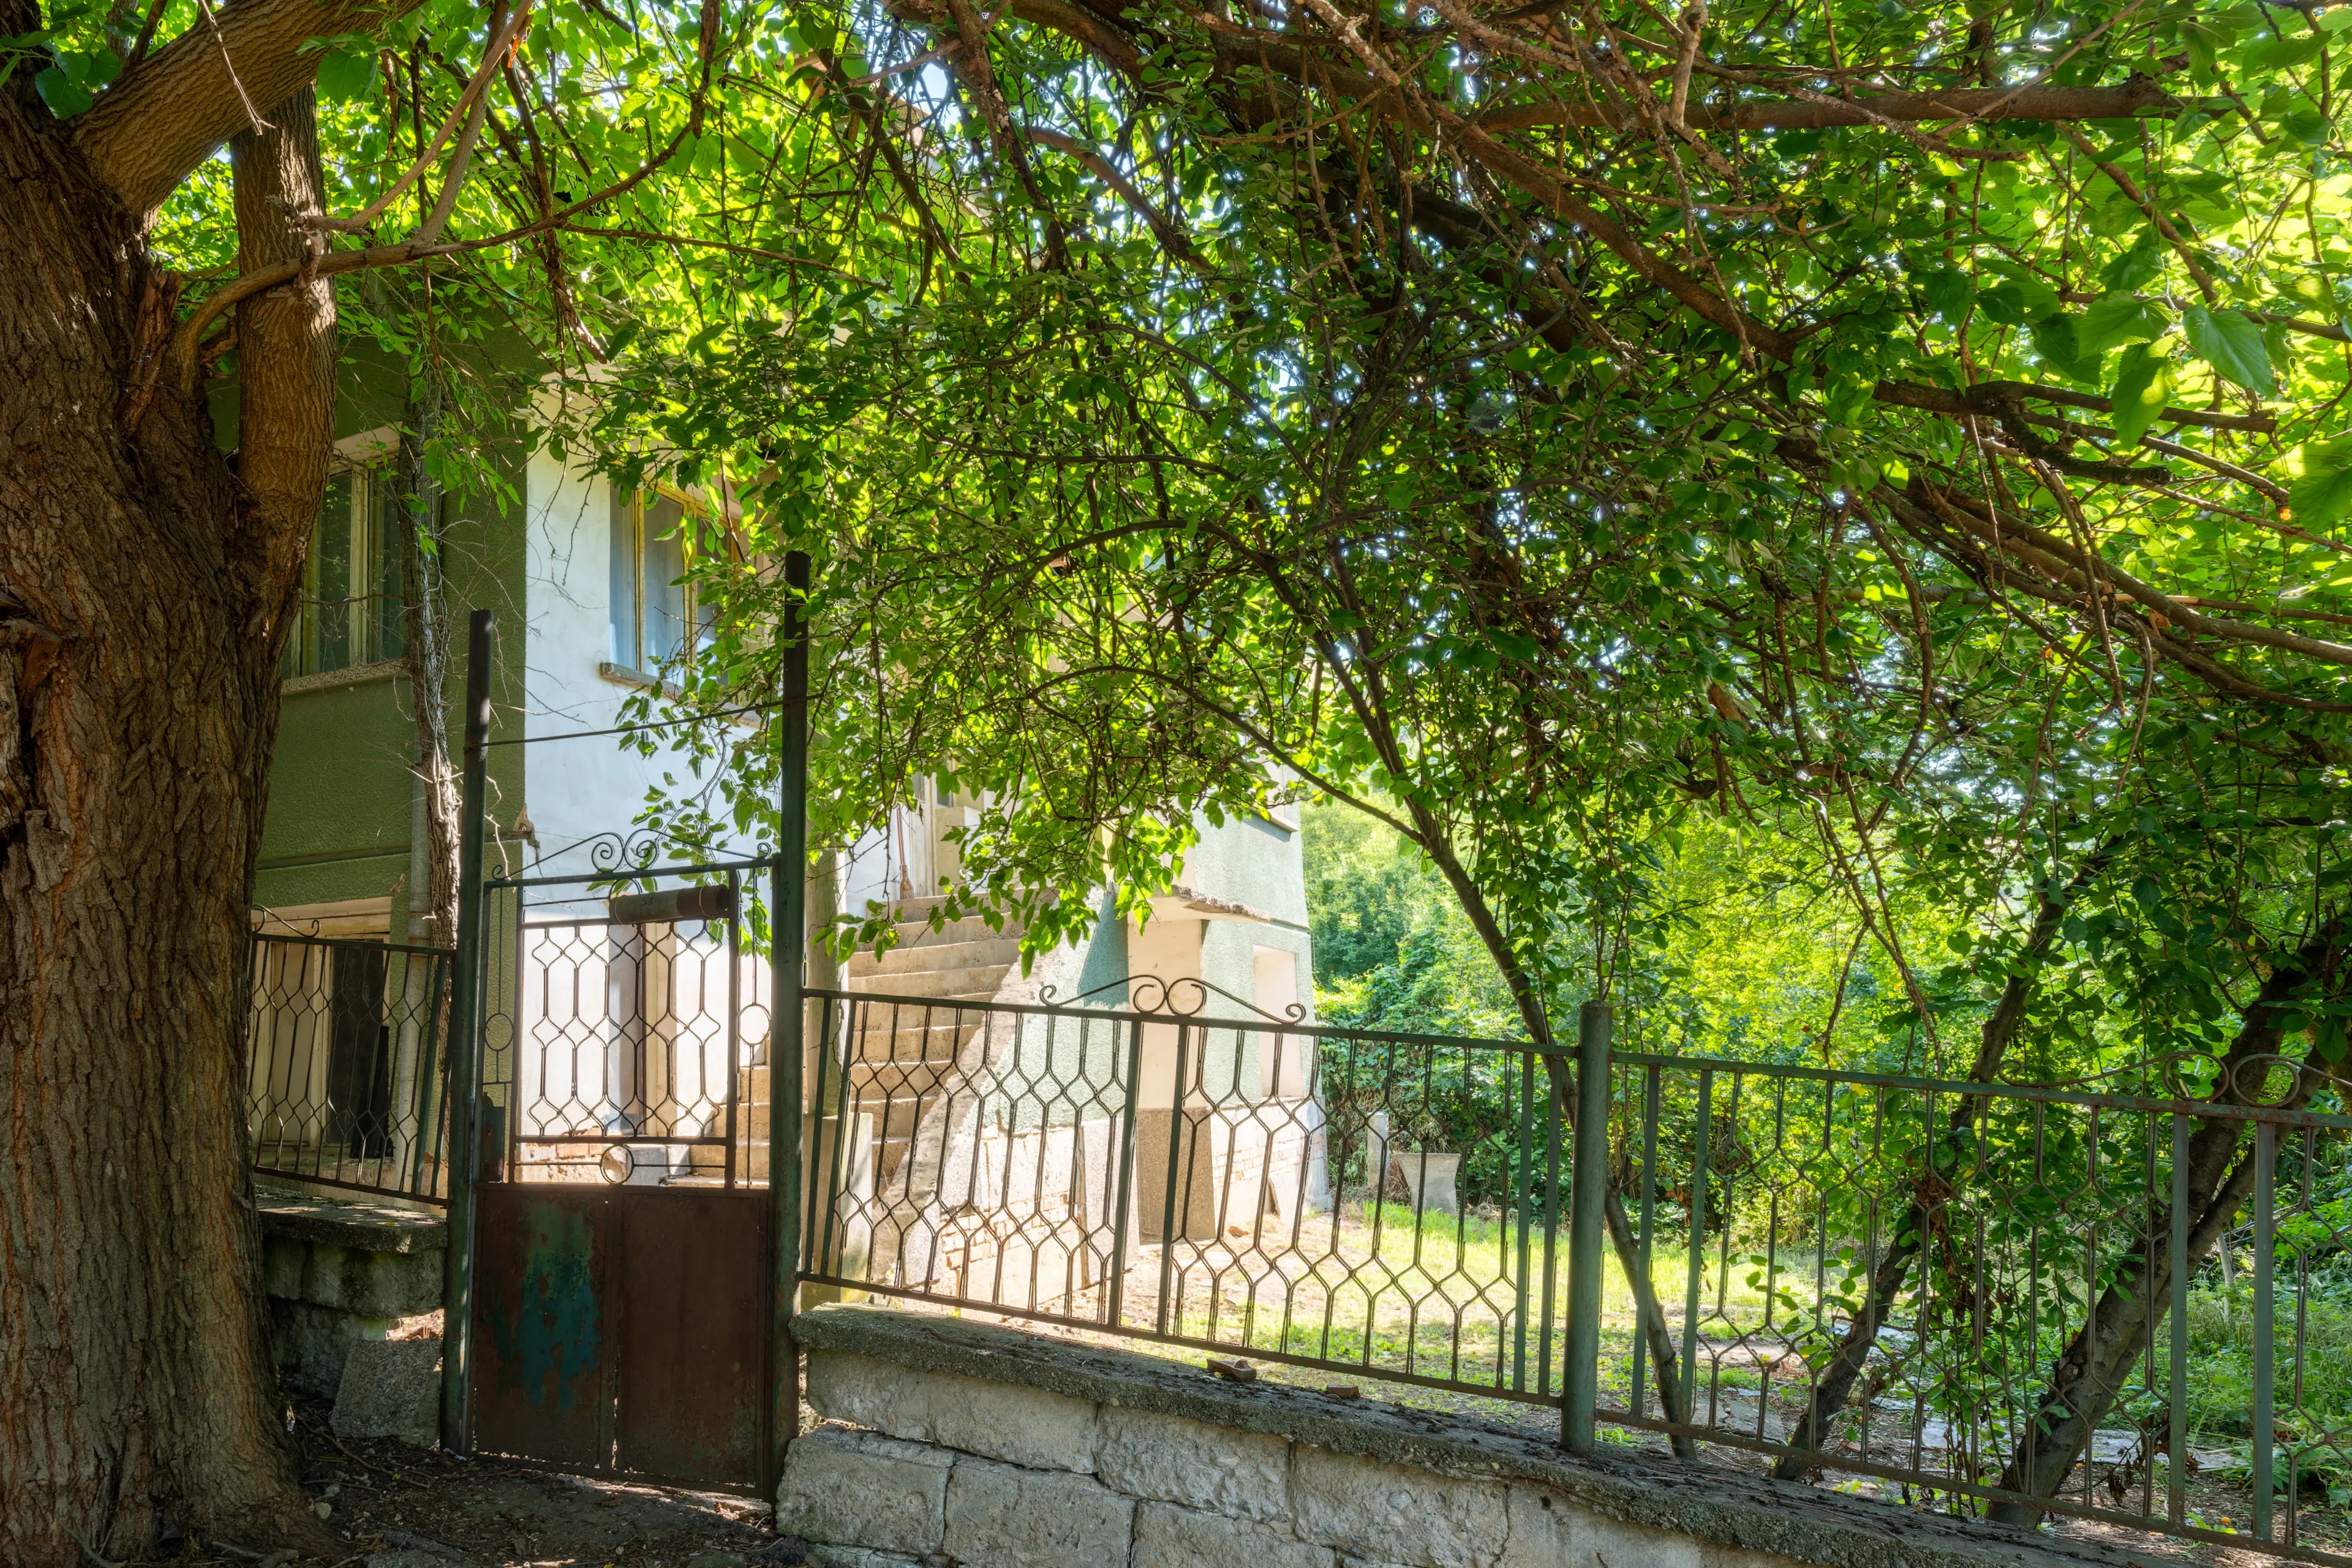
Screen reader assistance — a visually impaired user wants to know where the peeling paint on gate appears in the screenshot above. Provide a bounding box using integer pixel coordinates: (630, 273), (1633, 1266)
(472, 1185), (609, 1469)
(470, 1183), (766, 1488)
(496, 1200), (601, 1411)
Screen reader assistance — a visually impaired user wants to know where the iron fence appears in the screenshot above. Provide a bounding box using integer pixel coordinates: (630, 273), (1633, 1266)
(794, 982), (2352, 1566)
(246, 932), (453, 1202)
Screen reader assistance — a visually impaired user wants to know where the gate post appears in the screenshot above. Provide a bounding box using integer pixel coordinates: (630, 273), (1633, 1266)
(1562, 1000), (1611, 1455)
(439, 609), (496, 1452)
(767, 552), (812, 1499)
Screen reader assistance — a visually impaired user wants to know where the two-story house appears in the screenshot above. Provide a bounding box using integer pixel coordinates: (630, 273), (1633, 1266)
(242, 357), (1319, 1240)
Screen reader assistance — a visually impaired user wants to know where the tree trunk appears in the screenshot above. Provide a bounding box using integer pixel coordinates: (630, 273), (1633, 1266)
(0, 64), (332, 1566)
(396, 367), (461, 944)
(1398, 795), (1697, 1453)
(1771, 840), (2117, 1479)
(1986, 922), (2345, 1525)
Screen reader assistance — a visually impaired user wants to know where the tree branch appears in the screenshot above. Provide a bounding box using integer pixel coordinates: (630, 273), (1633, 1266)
(77, 0), (429, 216)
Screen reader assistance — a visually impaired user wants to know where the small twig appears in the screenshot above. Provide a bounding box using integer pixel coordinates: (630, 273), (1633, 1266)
(123, 0), (170, 72)
(194, 0), (270, 137)
(295, 1405), (431, 1490)
(66, 1528), (124, 1568)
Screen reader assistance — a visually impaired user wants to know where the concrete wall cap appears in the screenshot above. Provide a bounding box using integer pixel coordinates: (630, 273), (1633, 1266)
(258, 1185), (448, 1255)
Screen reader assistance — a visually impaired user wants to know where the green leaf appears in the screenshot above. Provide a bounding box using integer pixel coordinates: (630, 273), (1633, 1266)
(2282, 107), (2329, 146)
(1977, 284), (2027, 326)
(2285, 437), (2352, 527)
(2182, 304), (2274, 393)
(2029, 313), (2103, 385)
(2247, 30), (2324, 71)
(2109, 345), (2175, 447)
(1920, 270), (1970, 319)
(2076, 296), (2167, 356)
(34, 64), (93, 116)
(315, 45), (376, 103)
(1823, 372), (1874, 427)
(2098, 232), (2167, 294)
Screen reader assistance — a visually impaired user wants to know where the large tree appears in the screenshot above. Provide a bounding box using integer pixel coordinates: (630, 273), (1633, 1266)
(0, 0), (805, 1556)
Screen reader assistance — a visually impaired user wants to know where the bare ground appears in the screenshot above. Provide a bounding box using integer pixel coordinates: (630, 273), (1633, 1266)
(138, 1396), (807, 1568)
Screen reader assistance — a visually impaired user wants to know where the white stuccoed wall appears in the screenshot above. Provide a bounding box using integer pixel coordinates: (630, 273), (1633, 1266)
(520, 447), (753, 888)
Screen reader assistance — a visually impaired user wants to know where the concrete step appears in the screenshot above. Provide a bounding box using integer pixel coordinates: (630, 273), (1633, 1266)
(844, 964), (1012, 1001)
(889, 913), (1017, 951)
(840, 1015), (976, 1059)
(845, 937), (1023, 979)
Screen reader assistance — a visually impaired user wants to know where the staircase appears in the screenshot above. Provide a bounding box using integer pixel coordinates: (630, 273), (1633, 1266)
(838, 897), (1027, 1186)
(737, 897), (1027, 1186)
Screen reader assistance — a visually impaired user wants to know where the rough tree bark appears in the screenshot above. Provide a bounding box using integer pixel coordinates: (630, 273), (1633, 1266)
(0, 32), (339, 1564)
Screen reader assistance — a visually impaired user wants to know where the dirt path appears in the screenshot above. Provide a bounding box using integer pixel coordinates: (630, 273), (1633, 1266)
(162, 1400), (807, 1568)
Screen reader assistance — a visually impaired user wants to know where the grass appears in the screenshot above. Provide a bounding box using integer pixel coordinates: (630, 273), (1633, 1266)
(1111, 1198), (2352, 1480)
(1129, 1196), (1806, 1403)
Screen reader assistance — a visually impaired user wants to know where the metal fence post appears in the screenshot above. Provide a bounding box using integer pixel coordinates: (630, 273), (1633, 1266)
(767, 551), (812, 1500)
(2253, 1120), (2277, 1542)
(438, 609), (495, 1452)
(1563, 1000), (1611, 1455)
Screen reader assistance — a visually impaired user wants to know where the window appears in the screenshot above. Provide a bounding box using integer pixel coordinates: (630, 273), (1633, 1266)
(608, 490), (719, 673)
(283, 470), (405, 678)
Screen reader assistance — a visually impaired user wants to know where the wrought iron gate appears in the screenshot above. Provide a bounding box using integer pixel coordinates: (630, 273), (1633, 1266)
(463, 859), (775, 1491)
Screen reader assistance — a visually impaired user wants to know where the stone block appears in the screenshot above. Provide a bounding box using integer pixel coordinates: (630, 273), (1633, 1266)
(943, 1455), (1134, 1568)
(807, 1549), (927, 1568)
(808, 1350), (1099, 1472)
(1499, 1487), (1704, 1568)
(1700, 1545), (1803, 1568)
(273, 1298), (396, 1396)
(1097, 1408), (1291, 1521)
(299, 1240), (444, 1316)
(333, 1338), (442, 1447)
(775, 1427), (952, 1557)
(1133, 1503), (1334, 1568)
(1290, 1446), (1507, 1568)
(264, 1235), (310, 1300)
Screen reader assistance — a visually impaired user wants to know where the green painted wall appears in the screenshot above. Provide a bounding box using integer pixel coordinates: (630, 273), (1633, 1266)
(228, 328), (533, 933)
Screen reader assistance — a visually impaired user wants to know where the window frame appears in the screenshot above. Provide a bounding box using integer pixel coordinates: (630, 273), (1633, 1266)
(283, 464), (405, 680)
(608, 485), (722, 677)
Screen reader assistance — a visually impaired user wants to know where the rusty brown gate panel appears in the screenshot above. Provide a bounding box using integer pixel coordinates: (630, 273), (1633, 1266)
(472, 1183), (769, 1489)
(613, 1187), (767, 1483)
(473, 1184), (611, 1471)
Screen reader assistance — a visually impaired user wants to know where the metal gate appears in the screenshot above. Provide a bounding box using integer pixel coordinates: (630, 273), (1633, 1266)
(462, 861), (776, 1491)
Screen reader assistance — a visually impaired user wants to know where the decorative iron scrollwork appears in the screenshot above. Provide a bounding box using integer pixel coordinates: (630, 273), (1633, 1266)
(584, 830), (667, 873)
(1041, 973), (1308, 1025)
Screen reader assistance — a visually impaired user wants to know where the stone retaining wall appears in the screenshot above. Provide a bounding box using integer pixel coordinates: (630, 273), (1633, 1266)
(257, 1179), (444, 1396)
(780, 1306), (2157, 1568)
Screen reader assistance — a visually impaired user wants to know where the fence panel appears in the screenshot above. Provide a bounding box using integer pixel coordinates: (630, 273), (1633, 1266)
(246, 932), (453, 1202)
(801, 985), (1572, 1403)
(796, 983), (2352, 1567)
